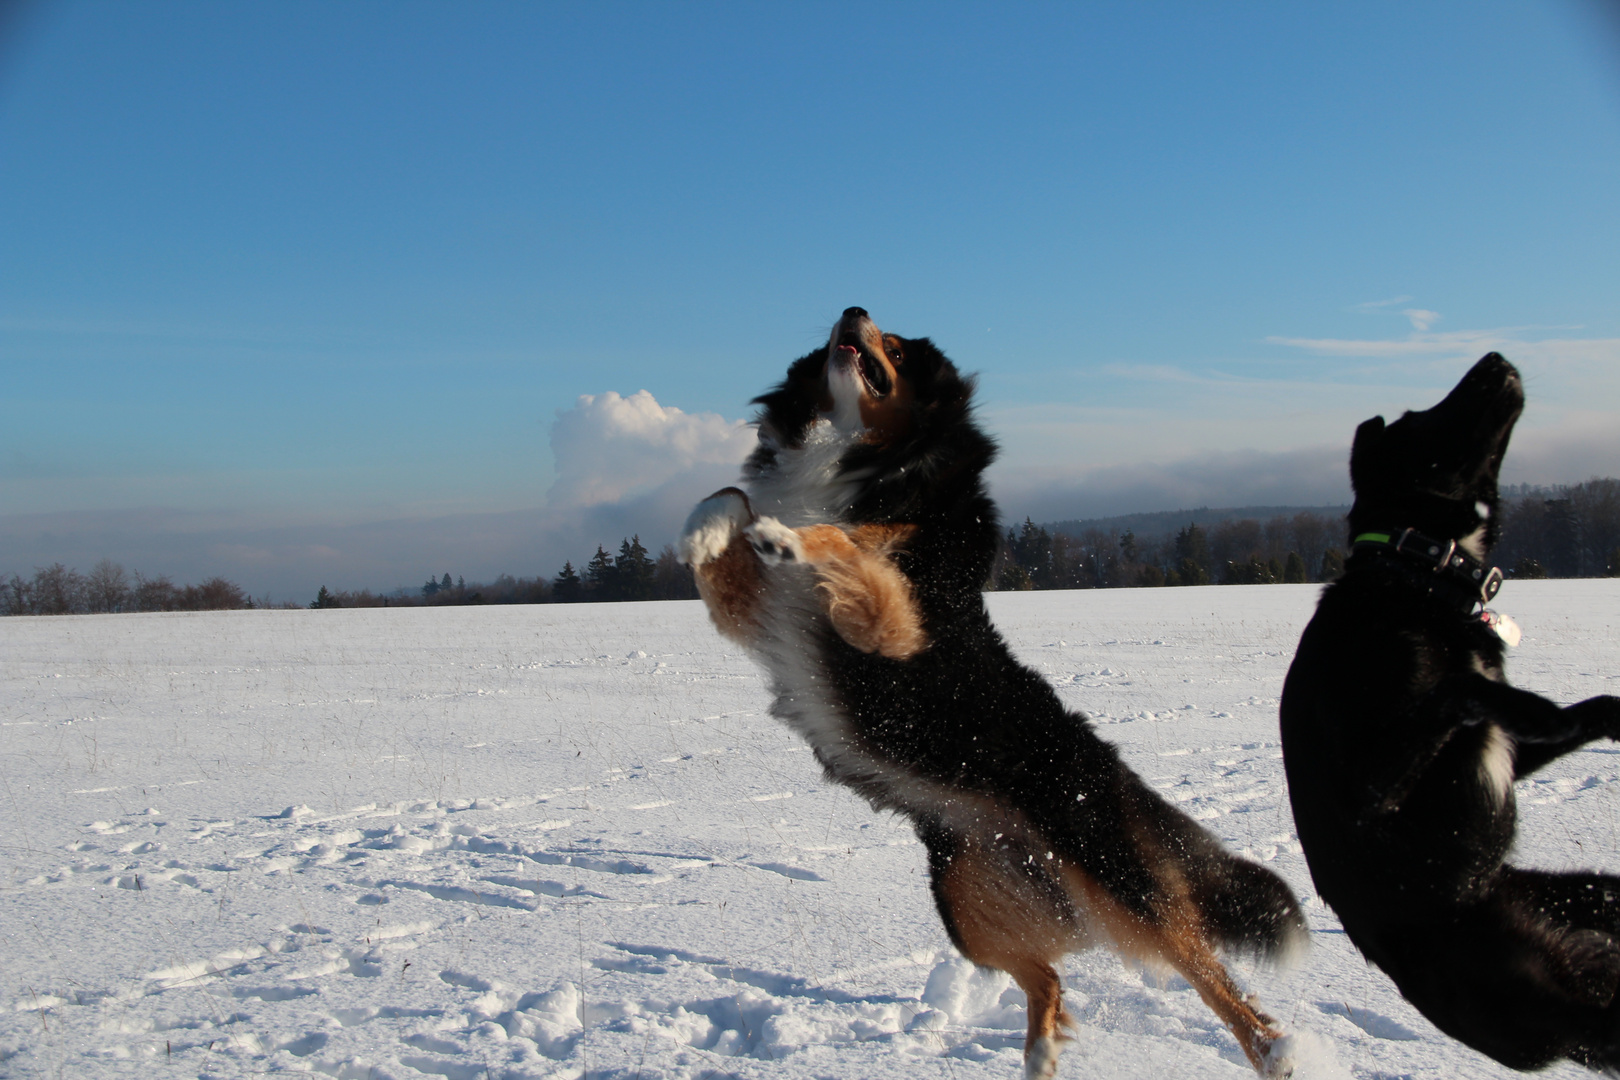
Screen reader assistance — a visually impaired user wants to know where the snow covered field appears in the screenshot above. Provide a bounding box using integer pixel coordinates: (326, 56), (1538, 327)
(3, 582), (1618, 1080)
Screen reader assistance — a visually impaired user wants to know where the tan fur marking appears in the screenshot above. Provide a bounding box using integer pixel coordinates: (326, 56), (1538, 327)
(934, 842), (1078, 1054)
(846, 522), (919, 551)
(795, 524), (928, 659)
(691, 534), (765, 646)
(853, 331), (914, 441)
(818, 318), (915, 442)
(857, 371), (913, 441)
(1063, 867), (1283, 1072)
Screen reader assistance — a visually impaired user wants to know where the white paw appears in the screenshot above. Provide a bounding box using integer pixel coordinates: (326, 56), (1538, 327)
(1258, 1032), (1296, 1079)
(1024, 1034), (1061, 1080)
(743, 516), (804, 565)
(678, 491), (751, 567)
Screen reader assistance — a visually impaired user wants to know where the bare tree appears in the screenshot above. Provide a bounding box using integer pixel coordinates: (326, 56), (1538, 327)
(84, 559), (131, 613)
(0, 574), (30, 615)
(1290, 512), (1333, 579)
(181, 577), (247, 611)
(32, 563), (86, 614)
(133, 571), (180, 612)
(652, 544), (698, 600)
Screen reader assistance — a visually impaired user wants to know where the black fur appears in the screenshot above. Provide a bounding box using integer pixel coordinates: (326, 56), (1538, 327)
(1281, 353), (1620, 1070)
(752, 333), (1304, 961)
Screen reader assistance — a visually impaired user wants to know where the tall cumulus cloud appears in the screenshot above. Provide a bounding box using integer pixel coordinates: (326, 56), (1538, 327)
(547, 391), (756, 509)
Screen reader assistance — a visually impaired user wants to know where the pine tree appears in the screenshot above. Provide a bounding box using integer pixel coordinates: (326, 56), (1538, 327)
(312, 585), (340, 609)
(1013, 519), (1054, 588)
(1119, 529), (1138, 564)
(1174, 524), (1210, 586)
(1283, 551), (1307, 584)
(616, 535), (656, 601)
(584, 546), (618, 600)
(553, 561), (583, 602)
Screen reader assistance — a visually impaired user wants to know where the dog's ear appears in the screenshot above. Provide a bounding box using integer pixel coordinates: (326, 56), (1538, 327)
(751, 348), (828, 444)
(1349, 416), (1385, 489)
(1352, 416), (1385, 455)
(900, 337), (944, 381)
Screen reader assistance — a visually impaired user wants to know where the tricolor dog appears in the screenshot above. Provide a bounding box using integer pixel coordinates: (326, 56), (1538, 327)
(680, 307), (1305, 1078)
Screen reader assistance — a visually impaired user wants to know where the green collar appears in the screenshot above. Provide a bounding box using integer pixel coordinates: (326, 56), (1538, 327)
(1350, 527), (1503, 610)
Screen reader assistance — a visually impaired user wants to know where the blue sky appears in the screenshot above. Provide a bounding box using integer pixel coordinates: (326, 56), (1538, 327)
(3, 1), (1618, 601)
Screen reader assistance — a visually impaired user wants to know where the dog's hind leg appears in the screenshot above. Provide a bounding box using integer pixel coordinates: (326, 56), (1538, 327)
(1157, 927), (1292, 1077)
(1011, 960), (1071, 1080)
(925, 830), (1078, 1079)
(1067, 870), (1291, 1077)
(1497, 866), (1620, 1002)
(1372, 875), (1620, 1070)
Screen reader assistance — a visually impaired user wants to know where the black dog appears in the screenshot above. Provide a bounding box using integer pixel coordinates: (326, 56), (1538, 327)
(1281, 353), (1620, 1070)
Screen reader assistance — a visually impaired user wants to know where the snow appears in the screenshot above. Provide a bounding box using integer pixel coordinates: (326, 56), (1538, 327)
(1, 581), (1617, 1079)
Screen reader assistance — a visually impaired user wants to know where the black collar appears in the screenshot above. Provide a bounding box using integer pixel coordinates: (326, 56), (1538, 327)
(1348, 527), (1504, 613)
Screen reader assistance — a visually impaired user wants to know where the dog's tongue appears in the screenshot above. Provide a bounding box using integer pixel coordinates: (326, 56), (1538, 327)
(836, 344), (859, 358)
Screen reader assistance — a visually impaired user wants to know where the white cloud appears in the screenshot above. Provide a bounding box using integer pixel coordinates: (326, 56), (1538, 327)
(547, 390), (756, 508)
(1349, 295), (1414, 312)
(1402, 308), (1441, 331)
(0, 390), (763, 602)
(1262, 326), (1620, 365)
(1264, 326), (1526, 357)
(8, 352), (1609, 601)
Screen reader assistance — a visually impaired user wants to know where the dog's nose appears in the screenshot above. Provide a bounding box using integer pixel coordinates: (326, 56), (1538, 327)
(842, 307), (868, 321)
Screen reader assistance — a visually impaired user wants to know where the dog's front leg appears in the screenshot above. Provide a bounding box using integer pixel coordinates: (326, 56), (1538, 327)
(679, 488), (765, 645)
(1512, 693), (1620, 777)
(741, 520), (928, 661)
(1421, 676), (1620, 778)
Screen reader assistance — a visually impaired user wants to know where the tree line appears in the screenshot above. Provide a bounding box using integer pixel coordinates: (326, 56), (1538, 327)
(1493, 479), (1620, 579)
(308, 536), (700, 609)
(993, 478), (1620, 591)
(992, 511), (1343, 590)
(8, 481), (1615, 615)
(1, 560), (259, 615)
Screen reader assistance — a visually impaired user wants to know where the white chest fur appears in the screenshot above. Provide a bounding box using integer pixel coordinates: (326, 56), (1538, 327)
(733, 420), (953, 814)
(748, 420), (864, 528)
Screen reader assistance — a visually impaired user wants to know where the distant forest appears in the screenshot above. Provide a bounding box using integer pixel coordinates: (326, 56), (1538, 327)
(997, 478), (1620, 590)
(4, 480), (1616, 615)
(309, 536), (700, 609)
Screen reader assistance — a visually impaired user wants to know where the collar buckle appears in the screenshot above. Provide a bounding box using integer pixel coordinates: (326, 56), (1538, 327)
(1356, 526), (1503, 613)
(1391, 528), (1455, 571)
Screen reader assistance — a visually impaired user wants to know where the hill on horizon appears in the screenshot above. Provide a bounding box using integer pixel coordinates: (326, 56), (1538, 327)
(1044, 504), (1352, 541)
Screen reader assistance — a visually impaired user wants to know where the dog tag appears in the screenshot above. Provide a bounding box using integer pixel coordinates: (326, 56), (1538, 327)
(1481, 610), (1522, 647)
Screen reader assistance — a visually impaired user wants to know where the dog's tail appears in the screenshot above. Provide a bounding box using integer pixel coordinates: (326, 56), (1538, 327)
(1192, 852), (1309, 965)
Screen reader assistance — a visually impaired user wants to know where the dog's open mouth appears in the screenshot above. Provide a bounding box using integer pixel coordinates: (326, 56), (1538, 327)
(836, 332), (893, 399)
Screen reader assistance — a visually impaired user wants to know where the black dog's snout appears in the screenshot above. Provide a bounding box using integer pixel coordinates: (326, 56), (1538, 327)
(842, 306), (868, 321)
(1471, 352), (1521, 384)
